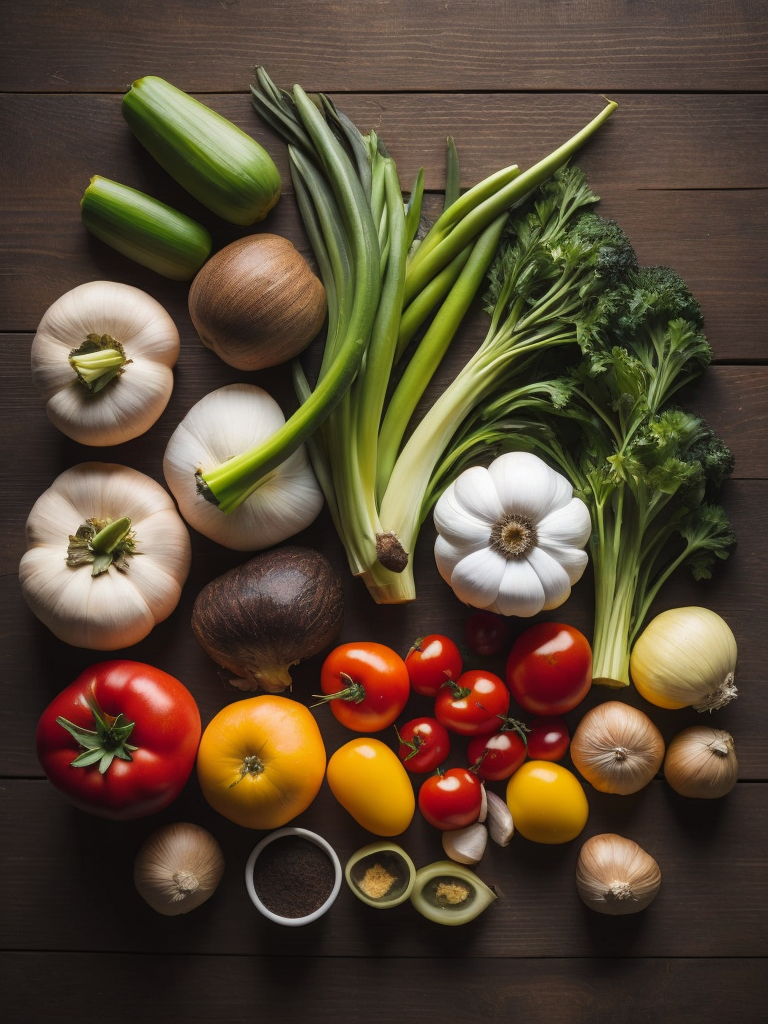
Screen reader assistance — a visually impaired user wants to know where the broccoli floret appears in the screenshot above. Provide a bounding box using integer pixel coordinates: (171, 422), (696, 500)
(608, 265), (712, 407)
(571, 213), (639, 286)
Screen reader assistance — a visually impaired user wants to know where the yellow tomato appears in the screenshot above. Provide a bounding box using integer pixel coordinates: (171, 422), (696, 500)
(197, 695), (326, 830)
(327, 737), (415, 837)
(506, 760), (589, 844)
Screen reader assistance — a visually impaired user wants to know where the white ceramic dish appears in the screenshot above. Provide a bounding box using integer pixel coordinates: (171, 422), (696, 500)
(244, 826), (342, 926)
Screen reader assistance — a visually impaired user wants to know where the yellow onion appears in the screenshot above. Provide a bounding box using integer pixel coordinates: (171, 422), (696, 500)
(570, 701), (664, 795)
(664, 725), (738, 798)
(630, 606), (737, 711)
(188, 233), (327, 371)
(576, 833), (661, 915)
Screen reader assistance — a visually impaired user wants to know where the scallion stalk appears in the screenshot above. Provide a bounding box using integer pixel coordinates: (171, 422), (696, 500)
(197, 83), (381, 514)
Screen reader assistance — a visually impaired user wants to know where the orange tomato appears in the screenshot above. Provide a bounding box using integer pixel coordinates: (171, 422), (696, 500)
(197, 695), (326, 830)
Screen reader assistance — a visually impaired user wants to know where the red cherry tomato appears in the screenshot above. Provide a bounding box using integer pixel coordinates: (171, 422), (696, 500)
(35, 660), (201, 820)
(434, 669), (510, 736)
(526, 716), (570, 761)
(418, 767), (483, 831)
(318, 642), (410, 732)
(465, 611), (511, 657)
(405, 633), (463, 697)
(467, 729), (528, 781)
(396, 717), (451, 774)
(505, 622), (592, 716)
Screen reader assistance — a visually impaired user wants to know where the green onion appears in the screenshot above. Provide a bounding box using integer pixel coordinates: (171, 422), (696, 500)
(80, 176), (212, 281)
(122, 75), (281, 226)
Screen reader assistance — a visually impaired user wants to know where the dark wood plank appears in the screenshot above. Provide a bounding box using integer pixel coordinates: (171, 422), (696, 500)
(2, 93), (766, 355)
(3, 1), (768, 93)
(2, 951), (765, 1024)
(1, 779), (765, 959)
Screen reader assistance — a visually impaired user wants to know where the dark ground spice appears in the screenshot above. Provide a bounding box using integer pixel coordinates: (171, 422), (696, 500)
(253, 835), (336, 918)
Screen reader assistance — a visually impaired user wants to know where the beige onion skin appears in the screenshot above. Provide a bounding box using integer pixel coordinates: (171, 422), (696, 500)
(571, 701), (665, 795)
(664, 725), (738, 799)
(31, 280), (180, 446)
(134, 822), (225, 916)
(188, 234), (327, 371)
(576, 833), (661, 915)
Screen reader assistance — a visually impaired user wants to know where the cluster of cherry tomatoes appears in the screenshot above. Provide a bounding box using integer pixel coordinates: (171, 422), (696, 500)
(316, 612), (593, 834)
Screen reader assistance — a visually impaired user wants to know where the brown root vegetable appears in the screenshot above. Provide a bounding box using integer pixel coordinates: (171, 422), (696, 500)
(188, 233), (327, 371)
(192, 546), (344, 693)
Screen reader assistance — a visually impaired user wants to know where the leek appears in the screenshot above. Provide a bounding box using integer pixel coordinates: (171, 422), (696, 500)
(197, 69), (619, 603)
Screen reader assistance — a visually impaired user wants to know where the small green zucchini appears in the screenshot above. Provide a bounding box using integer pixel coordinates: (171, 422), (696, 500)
(122, 76), (282, 226)
(81, 176), (212, 281)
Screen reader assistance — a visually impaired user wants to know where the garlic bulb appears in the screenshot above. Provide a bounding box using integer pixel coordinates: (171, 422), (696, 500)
(433, 451), (591, 616)
(134, 822), (225, 916)
(664, 725), (738, 798)
(571, 701), (665, 795)
(163, 384), (324, 551)
(31, 281), (180, 446)
(576, 833), (661, 915)
(19, 462), (191, 649)
(630, 606), (738, 711)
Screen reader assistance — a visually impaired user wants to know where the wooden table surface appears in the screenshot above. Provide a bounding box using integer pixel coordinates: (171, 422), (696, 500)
(2, 3), (766, 1021)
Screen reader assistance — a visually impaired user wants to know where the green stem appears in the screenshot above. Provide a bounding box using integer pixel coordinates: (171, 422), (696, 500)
(402, 98), (618, 306)
(377, 213), (508, 499)
(69, 334), (131, 393)
(66, 516), (137, 576)
(198, 85), (381, 514)
(56, 694), (138, 774)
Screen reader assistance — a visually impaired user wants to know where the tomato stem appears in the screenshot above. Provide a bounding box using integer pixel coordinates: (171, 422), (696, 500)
(441, 679), (472, 701)
(311, 671), (367, 706)
(394, 723), (425, 762)
(56, 694), (138, 774)
(230, 754), (266, 787)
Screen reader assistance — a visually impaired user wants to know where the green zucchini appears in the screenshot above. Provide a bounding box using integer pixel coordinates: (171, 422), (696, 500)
(122, 76), (281, 226)
(81, 176), (212, 281)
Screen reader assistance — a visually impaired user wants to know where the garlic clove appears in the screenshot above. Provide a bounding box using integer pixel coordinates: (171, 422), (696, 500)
(442, 822), (488, 865)
(485, 789), (514, 846)
(478, 784), (488, 823)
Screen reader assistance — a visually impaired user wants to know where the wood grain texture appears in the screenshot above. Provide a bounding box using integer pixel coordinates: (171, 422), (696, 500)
(1, 780), (766, 959)
(3, 952), (765, 1024)
(2, 2), (766, 1019)
(2, 93), (767, 356)
(3, 0), (768, 93)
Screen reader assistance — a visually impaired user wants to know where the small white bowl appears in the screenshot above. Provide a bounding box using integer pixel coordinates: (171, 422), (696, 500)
(244, 826), (342, 926)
